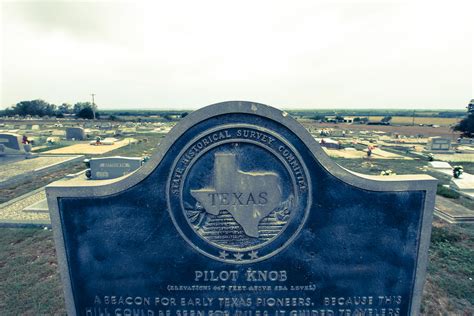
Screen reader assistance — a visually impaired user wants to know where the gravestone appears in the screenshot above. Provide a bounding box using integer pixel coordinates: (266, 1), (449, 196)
(86, 156), (143, 180)
(426, 137), (451, 151)
(0, 132), (23, 150)
(0, 132), (26, 156)
(52, 129), (66, 136)
(66, 127), (86, 140)
(47, 101), (437, 316)
(458, 138), (474, 145)
(330, 130), (346, 137)
(100, 122), (113, 130)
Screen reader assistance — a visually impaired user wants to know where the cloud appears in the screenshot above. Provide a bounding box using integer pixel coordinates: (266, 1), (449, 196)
(1, 0), (472, 109)
(9, 1), (108, 36)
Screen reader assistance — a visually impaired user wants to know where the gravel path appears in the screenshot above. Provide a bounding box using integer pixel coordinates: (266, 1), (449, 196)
(0, 189), (50, 224)
(0, 156), (78, 181)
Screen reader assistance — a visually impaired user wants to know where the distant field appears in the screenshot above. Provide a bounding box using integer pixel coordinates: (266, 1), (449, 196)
(368, 116), (460, 126)
(300, 120), (459, 138)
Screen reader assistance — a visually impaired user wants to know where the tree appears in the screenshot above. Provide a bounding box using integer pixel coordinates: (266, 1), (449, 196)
(77, 107), (95, 119)
(6, 99), (56, 117)
(73, 102), (98, 119)
(353, 117), (369, 124)
(453, 113), (474, 137)
(58, 103), (73, 115)
(311, 114), (326, 121)
(381, 116), (392, 123)
(74, 102), (92, 114)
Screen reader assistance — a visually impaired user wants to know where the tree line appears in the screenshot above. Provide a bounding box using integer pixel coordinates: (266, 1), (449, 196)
(2, 99), (98, 119)
(289, 109), (465, 118)
(453, 105), (474, 137)
(311, 114), (392, 124)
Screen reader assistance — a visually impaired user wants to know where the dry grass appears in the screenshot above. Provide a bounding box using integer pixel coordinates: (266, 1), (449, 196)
(300, 120), (459, 138)
(367, 116), (460, 126)
(0, 228), (66, 315)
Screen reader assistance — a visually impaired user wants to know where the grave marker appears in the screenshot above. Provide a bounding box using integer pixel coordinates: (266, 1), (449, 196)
(426, 137), (451, 151)
(66, 127), (86, 140)
(47, 101), (437, 316)
(0, 132), (27, 156)
(0, 132), (23, 151)
(85, 156), (143, 180)
(458, 138), (474, 145)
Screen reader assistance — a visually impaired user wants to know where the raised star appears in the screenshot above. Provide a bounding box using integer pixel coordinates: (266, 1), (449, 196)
(248, 250), (259, 259)
(219, 251), (229, 259)
(233, 252), (244, 261)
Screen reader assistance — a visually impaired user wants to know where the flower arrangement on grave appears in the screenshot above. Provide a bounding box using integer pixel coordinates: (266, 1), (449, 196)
(453, 166), (464, 179)
(380, 169), (396, 176)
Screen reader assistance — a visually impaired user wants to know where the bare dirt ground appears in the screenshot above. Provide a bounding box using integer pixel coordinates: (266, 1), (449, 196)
(299, 120), (460, 139)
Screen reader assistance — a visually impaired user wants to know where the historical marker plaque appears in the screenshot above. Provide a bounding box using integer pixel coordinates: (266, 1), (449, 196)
(47, 101), (436, 316)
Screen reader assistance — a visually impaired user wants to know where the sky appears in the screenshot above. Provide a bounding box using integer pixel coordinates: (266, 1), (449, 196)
(0, 0), (473, 110)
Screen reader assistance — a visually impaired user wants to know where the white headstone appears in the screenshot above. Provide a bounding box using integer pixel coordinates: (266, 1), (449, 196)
(427, 137), (451, 151)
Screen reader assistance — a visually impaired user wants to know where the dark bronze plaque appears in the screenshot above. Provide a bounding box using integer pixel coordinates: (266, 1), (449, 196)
(47, 101), (436, 316)
(168, 125), (311, 263)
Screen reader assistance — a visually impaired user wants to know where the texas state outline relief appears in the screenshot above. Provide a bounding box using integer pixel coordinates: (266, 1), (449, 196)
(191, 153), (282, 238)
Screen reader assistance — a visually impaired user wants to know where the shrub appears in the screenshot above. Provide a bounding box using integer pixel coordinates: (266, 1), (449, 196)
(437, 184), (460, 199)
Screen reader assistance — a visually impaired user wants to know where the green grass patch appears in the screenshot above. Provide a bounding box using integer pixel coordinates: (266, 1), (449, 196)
(436, 184), (460, 199)
(97, 133), (165, 158)
(332, 158), (474, 210)
(425, 224), (474, 312)
(0, 228), (66, 315)
(455, 162), (474, 175)
(332, 158), (427, 175)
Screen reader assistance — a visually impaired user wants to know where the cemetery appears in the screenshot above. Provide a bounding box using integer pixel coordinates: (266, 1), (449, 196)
(0, 102), (473, 315)
(2, 0), (473, 312)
